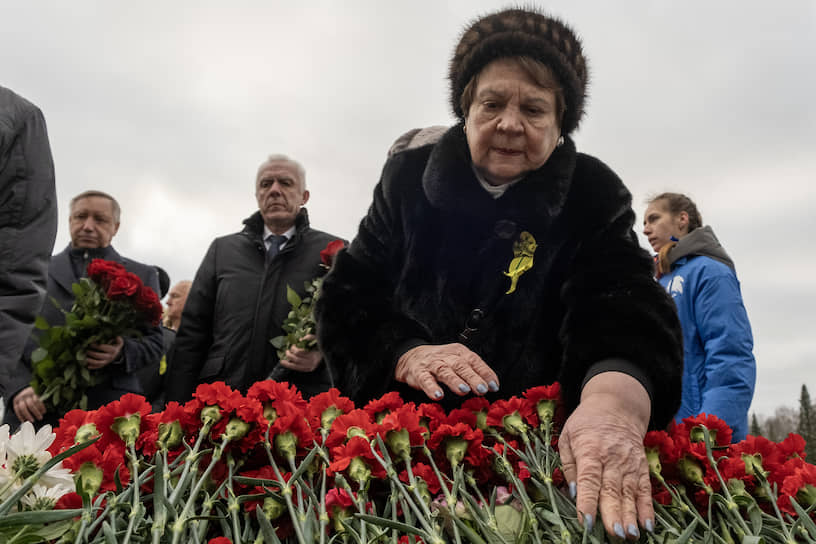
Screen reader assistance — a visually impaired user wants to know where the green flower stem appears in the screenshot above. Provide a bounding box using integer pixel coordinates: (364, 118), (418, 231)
(757, 474), (796, 544)
(121, 444), (142, 544)
(389, 479), (400, 544)
(700, 428), (753, 538)
(494, 454), (545, 544)
(318, 466), (329, 544)
(171, 434), (229, 544)
(168, 421), (213, 506)
(370, 439), (438, 538)
(654, 473), (718, 538)
(227, 454), (242, 544)
(151, 451), (168, 544)
(264, 446), (309, 544)
(421, 445), (464, 544)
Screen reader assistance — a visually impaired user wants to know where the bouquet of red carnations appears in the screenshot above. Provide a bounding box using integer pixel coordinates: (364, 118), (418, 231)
(270, 240), (345, 359)
(30, 259), (163, 413)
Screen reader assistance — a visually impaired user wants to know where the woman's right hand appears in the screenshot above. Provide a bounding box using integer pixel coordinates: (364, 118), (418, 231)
(395, 343), (499, 400)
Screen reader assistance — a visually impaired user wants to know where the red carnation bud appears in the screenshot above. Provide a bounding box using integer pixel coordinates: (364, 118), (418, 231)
(320, 239), (345, 267)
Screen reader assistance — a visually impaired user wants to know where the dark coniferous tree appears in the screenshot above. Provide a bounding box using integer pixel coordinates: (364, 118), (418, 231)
(797, 384), (816, 460)
(750, 412), (762, 437)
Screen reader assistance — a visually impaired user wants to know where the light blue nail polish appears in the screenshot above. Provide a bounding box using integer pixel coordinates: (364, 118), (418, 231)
(614, 522), (625, 539)
(476, 383), (488, 394)
(583, 514), (594, 531)
(627, 524), (639, 538)
(458, 383), (471, 394)
(488, 380), (499, 392)
(434, 390), (443, 399)
(569, 482), (576, 499)
(645, 519), (655, 533)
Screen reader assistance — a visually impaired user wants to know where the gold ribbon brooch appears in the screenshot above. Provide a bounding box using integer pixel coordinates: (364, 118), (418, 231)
(503, 231), (537, 294)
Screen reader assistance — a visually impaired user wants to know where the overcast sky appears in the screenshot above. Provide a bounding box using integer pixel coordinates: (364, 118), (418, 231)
(3, 2), (814, 419)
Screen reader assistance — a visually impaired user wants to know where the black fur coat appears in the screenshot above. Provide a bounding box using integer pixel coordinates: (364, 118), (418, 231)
(316, 125), (682, 427)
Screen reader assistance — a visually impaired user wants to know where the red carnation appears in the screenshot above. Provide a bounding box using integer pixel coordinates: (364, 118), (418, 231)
(106, 271), (142, 300)
(400, 462), (442, 495)
(325, 409), (379, 450)
(363, 391), (404, 423)
(779, 458), (816, 516)
(320, 239), (345, 267)
(307, 387), (355, 433)
(134, 284), (162, 326)
(327, 435), (387, 483)
(93, 393), (152, 454)
(87, 259), (126, 288)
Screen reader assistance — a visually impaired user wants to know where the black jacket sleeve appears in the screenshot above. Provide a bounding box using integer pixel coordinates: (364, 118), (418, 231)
(556, 156), (683, 428)
(164, 240), (219, 402)
(0, 90), (58, 398)
(316, 153), (431, 402)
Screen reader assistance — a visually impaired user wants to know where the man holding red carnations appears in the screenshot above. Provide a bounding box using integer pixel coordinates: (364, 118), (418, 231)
(2, 190), (163, 429)
(167, 154), (344, 401)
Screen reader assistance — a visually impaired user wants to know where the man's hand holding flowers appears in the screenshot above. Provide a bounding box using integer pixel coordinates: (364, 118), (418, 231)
(279, 334), (322, 372)
(84, 336), (124, 370)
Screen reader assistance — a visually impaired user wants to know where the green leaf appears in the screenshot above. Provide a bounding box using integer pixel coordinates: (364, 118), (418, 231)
(354, 514), (429, 540)
(256, 505), (283, 544)
(286, 285), (302, 308)
(270, 336), (286, 349)
(29, 347), (48, 364)
(0, 509), (83, 527)
(34, 316), (50, 330)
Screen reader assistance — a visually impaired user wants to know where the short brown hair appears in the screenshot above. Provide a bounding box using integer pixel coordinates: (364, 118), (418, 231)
(647, 192), (703, 232)
(70, 190), (121, 223)
(459, 56), (566, 129)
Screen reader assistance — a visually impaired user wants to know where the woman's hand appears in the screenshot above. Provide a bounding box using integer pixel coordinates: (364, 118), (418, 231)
(559, 372), (653, 540)
(395, 343), (499, 400)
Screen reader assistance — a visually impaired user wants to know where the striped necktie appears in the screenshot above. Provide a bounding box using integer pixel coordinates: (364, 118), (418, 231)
(266, 234), (287, 263)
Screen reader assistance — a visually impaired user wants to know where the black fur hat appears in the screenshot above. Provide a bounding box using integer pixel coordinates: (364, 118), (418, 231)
(449, 7), (588, 135)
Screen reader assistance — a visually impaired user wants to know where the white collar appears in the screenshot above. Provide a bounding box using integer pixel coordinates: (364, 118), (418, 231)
(471, 163), (523, 199)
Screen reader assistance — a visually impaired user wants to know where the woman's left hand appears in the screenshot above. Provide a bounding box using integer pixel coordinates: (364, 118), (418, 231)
(558, 372), (653, 540)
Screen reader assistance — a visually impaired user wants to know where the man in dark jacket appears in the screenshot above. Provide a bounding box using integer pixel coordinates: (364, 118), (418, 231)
(4, 190), (163, 429)
(0, 86), (58, 409)
(166, 154), (341, 401)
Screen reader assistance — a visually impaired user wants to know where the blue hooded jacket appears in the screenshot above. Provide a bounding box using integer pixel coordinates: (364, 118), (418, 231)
(658, 226), (755, 441)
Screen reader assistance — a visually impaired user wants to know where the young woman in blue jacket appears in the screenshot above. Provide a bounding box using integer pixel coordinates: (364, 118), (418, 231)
(643, 193), (756, 441)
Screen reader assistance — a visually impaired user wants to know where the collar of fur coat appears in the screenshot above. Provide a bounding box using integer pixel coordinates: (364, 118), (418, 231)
(421, 123), (577, 225)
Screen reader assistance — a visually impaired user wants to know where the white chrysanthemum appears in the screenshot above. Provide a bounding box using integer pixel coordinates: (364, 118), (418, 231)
(4, 422), (73, 490)
(20, 483), (74, 511)
(0, 423), (9, 466)
(6, 422), (55, 467)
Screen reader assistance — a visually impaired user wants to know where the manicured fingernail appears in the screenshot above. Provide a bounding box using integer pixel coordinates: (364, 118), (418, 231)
(488, 380), (499, 392)
(627, 524), (639, 538)
(434, 390), (443, 399)
(583, 514), (594, 531)
(645, 518), (655, 533)
(458, 383), (471, 394)
(569, 481), (576, 499)
(614, 522), (625, 539)
(476, 383), (487, 394)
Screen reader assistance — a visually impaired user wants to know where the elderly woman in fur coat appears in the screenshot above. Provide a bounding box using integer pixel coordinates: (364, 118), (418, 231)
(316, 7), (682, 540)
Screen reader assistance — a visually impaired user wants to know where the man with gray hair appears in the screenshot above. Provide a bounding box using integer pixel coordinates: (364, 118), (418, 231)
(167, 154), (342, 401)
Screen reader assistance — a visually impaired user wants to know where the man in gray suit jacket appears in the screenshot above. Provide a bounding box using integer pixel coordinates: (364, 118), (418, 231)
(3, 190), (163, 429)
